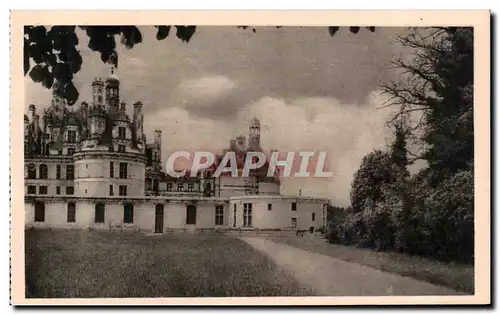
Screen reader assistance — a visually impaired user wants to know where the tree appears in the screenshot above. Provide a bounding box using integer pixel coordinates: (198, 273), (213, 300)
(390, 117), (410, 170)
(349, 150), (398, 213)
(24, 25), (375, 105)
(382, 27), (474, 187)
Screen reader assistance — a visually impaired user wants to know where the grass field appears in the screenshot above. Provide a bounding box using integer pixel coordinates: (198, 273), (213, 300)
(267, 236), (474, 294)
(25, 230), (314, 298)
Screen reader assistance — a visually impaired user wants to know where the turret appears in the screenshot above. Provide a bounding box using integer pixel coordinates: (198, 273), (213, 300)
(133, 101), (144, 144)
(105, 67), (120, 114)
(33, 114), (40, 143)
(92, 77), (104, 109)
(236, 135), (246, 153)
(153, 129), (162, 171)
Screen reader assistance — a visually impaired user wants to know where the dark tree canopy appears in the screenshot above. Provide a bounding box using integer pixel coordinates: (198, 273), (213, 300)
(381, 27), (473, 186)
(24, 25), (375, 105)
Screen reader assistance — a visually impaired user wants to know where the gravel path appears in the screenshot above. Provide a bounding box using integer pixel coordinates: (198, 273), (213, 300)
(241, 237), (464, 296)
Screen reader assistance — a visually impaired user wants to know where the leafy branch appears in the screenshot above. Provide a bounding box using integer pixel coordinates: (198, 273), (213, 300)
(24, 25), (375, 105)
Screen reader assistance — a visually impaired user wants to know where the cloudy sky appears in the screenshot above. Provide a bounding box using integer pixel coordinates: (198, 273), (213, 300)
(25, 26), (413, 205)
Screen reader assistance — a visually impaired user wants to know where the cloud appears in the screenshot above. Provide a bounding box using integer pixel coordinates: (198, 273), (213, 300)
(145, 90), (398, 205)
(178, 75), (236, 102)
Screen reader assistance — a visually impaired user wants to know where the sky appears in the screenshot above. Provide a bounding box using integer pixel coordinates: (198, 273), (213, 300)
(24, 26), (414, 205)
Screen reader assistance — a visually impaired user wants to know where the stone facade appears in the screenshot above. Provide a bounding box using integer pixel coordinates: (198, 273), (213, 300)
(24, 70), (329, 233)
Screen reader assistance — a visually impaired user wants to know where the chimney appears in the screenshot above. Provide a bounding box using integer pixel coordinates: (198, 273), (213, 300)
(33, 114), (40, 140)
(133, 102), (144, 144)
(120, 102), (126, 112)
(236, 135), (246, 152)
(154, 129), (162, 144)
(28, 104), (36, 123)
(229, 139), (237, 151)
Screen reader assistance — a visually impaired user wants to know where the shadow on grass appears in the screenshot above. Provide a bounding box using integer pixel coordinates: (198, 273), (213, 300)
(25, 229), (315, 298)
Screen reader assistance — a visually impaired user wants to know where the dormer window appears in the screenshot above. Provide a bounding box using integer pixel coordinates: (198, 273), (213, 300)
(67, 130), (76, 143)
(118, 127), (126, 139)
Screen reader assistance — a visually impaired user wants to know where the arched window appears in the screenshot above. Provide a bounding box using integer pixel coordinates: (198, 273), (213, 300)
(123, 203), (134, 224)
(39, 164), (48, 179)
(67, 202), (76, 222)
(34, 202), (45, 222)
(27, 163), (36, 179)
(95, 203), (105, 223)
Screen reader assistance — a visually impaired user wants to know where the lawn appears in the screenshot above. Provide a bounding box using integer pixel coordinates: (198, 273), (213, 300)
(25, 230), (314, 298)
(267, 236), (474, 294)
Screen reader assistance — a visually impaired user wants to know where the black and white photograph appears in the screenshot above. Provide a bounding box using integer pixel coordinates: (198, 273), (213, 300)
(10, 11), (491, 306)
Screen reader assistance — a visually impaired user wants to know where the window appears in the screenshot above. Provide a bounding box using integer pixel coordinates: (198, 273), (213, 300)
(27, 185), (36, 194)
(66, 165), (74, 180)
(215, 205), (224, 226)
(56, 165), (61, 179)
(188, 183), (194, 192)
(119, 185), (127, 196)
(56, 186), (60, 195)
(123, 203), (134, 224)
(67, 130), (77, 143)
(177, 183), (184, 192)
(291, 218), (297, 228)
(109, 185), (114, 196)
(67, 148), (75, 156)
(118, 127), (126, 139)
(39, 164), (48, 179)
(94, 203), (105, 223)
(66, 186), (74, 195)
(39, 186), (47, 195)
(118, 145), (126, 153)
(166, 183), (173, 192)
(98, 95), (102, 103)
(186, 205), (197, 225)
(67, 202), (76, 223)
(153, 179), (159, 191)
(233, 204), (237, 227)
(291, 202), (297, 211)
(109, 162), (114, 178)
(268, 203), (272, 211)
(27, 163), (36, 179)
(119, 163), (128, 179)
(243, 203), (252, 227)
(312, 213), (316, 221)
(34, 202), (45, 222)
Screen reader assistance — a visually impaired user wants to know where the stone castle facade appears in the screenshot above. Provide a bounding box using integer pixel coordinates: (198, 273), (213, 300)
(24, 70), (328, 234)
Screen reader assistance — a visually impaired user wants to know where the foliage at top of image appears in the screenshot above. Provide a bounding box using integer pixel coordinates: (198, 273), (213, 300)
(24, 25), (375, 105)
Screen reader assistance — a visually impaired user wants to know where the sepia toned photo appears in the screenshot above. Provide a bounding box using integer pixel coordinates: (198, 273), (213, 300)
(10, 11), (491, 306)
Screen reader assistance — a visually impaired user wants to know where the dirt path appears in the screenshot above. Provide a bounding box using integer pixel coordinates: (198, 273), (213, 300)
(241, 237), (464, 296)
